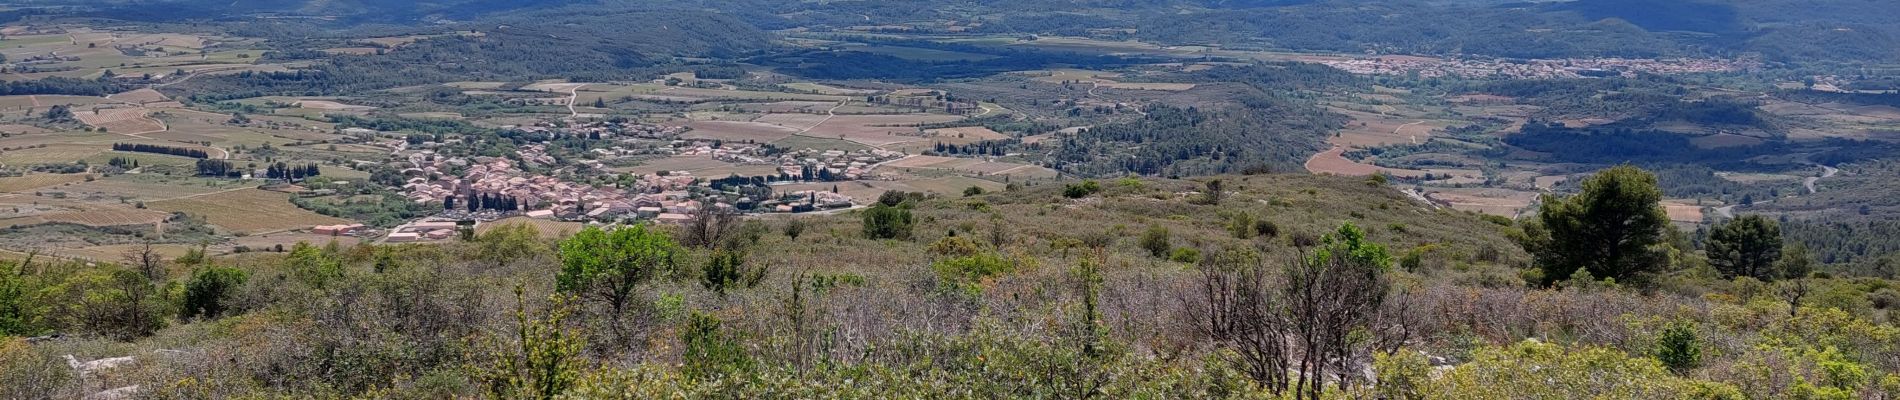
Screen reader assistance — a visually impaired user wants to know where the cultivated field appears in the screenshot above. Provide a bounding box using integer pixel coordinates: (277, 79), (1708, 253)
(615, 155), (780, 177)
(682, 120), (801, 143)
(754, 113), (833, 131)
(878, 155), (1059, 178)
(0, 143), (109, 165)
(74, 106), (166, 134)
(1662, 200), (1708, 223)
(148, 188), (350, 233)
(885, 126), (1012, 153)
(0, 28), (261, 80)
(0, 173), (88, 192)
(55, 175), (251, 202)
(802, 114), (965, 146)
(107, 89), (170, 104)
(1326, 108), (1457, 147)
(1424, 188), (1539, 217)
(0, 201), (170, 228)
(770, 135), (871, 152)
(477, 217), (586, 239)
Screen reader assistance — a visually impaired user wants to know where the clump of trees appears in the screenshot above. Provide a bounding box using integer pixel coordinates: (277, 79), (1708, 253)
(263, 162), (321, 180)
(195, 159), (240, 177)
(1517, 165), (1670, 286)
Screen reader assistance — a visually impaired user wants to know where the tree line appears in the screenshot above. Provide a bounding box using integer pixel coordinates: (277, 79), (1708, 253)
(451, 192), (520, 212)
(113, 143), (208, 159)
(263, 162), (321, 180)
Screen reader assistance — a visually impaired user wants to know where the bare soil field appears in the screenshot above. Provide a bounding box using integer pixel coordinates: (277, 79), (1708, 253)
(1305, 147), (1398, 176)
(753, 113), (832, 131)
(1302, 147), (1483, 182)
(295, 100), (376, 111)
(1425, 188), (1538, 217)
(1326, 108), (1455, 147)
(803, 114), (964, 146)
(107, 89), (170, 104)
(75, 107), (166, 134)
(1533, 175), (1569, 190)
(1662, 200), (1707, 223)
(614, 155), (747, 175)
(0, 95), (111, 114)
(148, 188), (350, 233)
(683, 120), (801, 143)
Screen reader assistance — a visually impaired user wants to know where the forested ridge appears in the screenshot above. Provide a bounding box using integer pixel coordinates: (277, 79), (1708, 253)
(167, 10), (770, 100)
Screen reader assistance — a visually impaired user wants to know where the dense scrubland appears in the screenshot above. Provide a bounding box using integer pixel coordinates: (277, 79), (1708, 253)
(4, 169), (1898, 399)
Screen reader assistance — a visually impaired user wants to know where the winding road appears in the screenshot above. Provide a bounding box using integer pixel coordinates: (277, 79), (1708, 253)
(1715, 164), (1836, 219)
(1804, 165), (1838, 194)
(565, 84), (582, 117)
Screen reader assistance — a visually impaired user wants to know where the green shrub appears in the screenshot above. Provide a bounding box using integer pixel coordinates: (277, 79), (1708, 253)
(682, 311), (754, 379)
(862, 204), (914, 240)
(933, 252), (1015, 297)
(180, 266), (247, 320)
(1063, 180), (1102, 199)
(1654, 320), (1702, 374)
(1168, 247), (1201, 263)
(1139, 225), (1171, 259)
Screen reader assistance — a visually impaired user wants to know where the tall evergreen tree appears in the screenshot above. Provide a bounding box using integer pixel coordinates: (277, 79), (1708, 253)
(1708, 215), (1784, 281)
(1520, 165), (1669, 286)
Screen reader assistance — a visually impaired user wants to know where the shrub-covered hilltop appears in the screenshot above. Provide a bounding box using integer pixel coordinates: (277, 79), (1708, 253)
(4, 171), (1898, 399)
